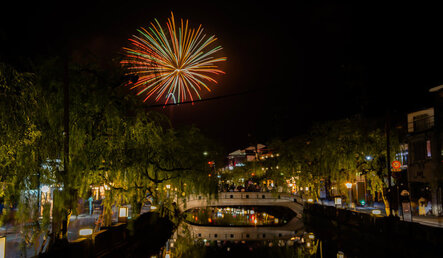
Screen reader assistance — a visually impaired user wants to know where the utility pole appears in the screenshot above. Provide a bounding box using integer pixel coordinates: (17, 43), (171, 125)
(63, 54), (69, 183)
(386, 110), (393, 216)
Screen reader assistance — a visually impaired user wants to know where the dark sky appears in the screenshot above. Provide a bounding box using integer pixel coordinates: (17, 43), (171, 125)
(2, 1), (443, 152)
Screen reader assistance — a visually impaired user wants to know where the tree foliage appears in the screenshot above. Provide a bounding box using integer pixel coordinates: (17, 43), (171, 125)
(270, 117), (401, 203)
(0, 58), (220, 252)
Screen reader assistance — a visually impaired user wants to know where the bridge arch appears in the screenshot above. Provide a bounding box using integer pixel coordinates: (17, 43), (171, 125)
(178, 192), (303, 217)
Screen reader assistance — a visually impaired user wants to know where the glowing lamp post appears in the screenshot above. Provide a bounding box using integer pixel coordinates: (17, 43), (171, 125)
(372, 209), (382, 215)
(79, 228), (93, 238)
(345, 182), (353, 209)
(118, 207), (128, 223)
(166, 184), (171, 198)
(0, 236), (5, 258)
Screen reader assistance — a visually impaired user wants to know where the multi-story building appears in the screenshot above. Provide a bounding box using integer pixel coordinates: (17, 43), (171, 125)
(226, 144), (267, 170)
(407, 86), (443, 215)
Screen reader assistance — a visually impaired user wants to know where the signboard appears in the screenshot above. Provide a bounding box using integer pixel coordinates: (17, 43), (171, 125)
(391, 160), (402, 172)
(402, 202), (412, 222)
(334, 197), (342, 205)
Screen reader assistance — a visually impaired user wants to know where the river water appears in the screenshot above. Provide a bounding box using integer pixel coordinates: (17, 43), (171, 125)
(158, 205), (323, 257)
(149, 202), (443, 258)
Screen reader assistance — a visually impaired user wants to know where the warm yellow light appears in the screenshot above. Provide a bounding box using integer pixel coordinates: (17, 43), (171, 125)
(345, 182), (352, 189)
(150, 206), (157, 210)
(119, 207), (128, 217)
(166, 184), (171, 189)
(79, 228), (93, 236)
(307, 198), (314, 203)
(306, 242), (311, 248)
(0, 236), (5, 258)
(308, 233), (315, 239)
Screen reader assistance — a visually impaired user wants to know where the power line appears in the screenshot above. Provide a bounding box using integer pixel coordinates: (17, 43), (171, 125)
(144, 88), (260, 108)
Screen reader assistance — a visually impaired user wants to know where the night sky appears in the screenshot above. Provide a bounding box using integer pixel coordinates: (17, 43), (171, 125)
(2, 1), (443, 152)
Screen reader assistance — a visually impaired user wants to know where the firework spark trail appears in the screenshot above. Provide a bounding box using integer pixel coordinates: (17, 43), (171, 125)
(121, 12), (226, 104)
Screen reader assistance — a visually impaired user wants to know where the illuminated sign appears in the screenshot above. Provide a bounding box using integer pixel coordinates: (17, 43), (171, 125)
(391, 160), (401, 172)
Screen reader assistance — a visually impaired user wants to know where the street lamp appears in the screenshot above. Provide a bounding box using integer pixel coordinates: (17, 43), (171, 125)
(166, 184), (171, 198)
(79, 228), (93, 238)
(345, 182), (353, 209)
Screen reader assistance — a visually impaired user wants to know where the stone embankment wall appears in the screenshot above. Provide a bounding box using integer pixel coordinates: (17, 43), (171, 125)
(304, 203), (443, 257)
(39, 212), (174, 258)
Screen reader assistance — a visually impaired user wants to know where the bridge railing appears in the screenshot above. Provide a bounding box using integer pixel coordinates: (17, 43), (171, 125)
(185, 192), (298, 202)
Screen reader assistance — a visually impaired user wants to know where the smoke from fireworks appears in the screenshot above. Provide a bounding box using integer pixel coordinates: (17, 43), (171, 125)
(121, 12), (226, 104)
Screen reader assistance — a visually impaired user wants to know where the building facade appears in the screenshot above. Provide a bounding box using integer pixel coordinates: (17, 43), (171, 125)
(407, 86), (443, 215)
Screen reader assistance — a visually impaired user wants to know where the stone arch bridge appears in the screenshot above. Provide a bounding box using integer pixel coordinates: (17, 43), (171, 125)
(178, 192), (303, 218)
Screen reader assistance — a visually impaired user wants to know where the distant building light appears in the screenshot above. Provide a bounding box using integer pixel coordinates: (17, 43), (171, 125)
(307, 198), (314, 203)
(366, 156), (372, 161)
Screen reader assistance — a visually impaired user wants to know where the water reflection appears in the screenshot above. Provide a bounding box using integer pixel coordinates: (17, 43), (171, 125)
(157, 206), (323, 257)
(166, 227), (321, 258)
(184, 206), (296, 226)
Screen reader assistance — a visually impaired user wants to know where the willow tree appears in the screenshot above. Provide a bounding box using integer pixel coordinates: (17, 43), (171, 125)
(272, 117), (400, 207)
(0, 61), (63, 254)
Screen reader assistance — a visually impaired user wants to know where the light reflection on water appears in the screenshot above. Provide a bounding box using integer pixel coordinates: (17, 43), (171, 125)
(158, 206), (322, 257)
(184, 206), (295, 226)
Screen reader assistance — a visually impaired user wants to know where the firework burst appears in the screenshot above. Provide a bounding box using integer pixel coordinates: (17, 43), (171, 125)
(121, 12), (226, 104)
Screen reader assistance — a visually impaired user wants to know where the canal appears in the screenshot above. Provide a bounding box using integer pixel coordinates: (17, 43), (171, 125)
(158, 205), (320, 257)
(151, 204), (443, 258)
